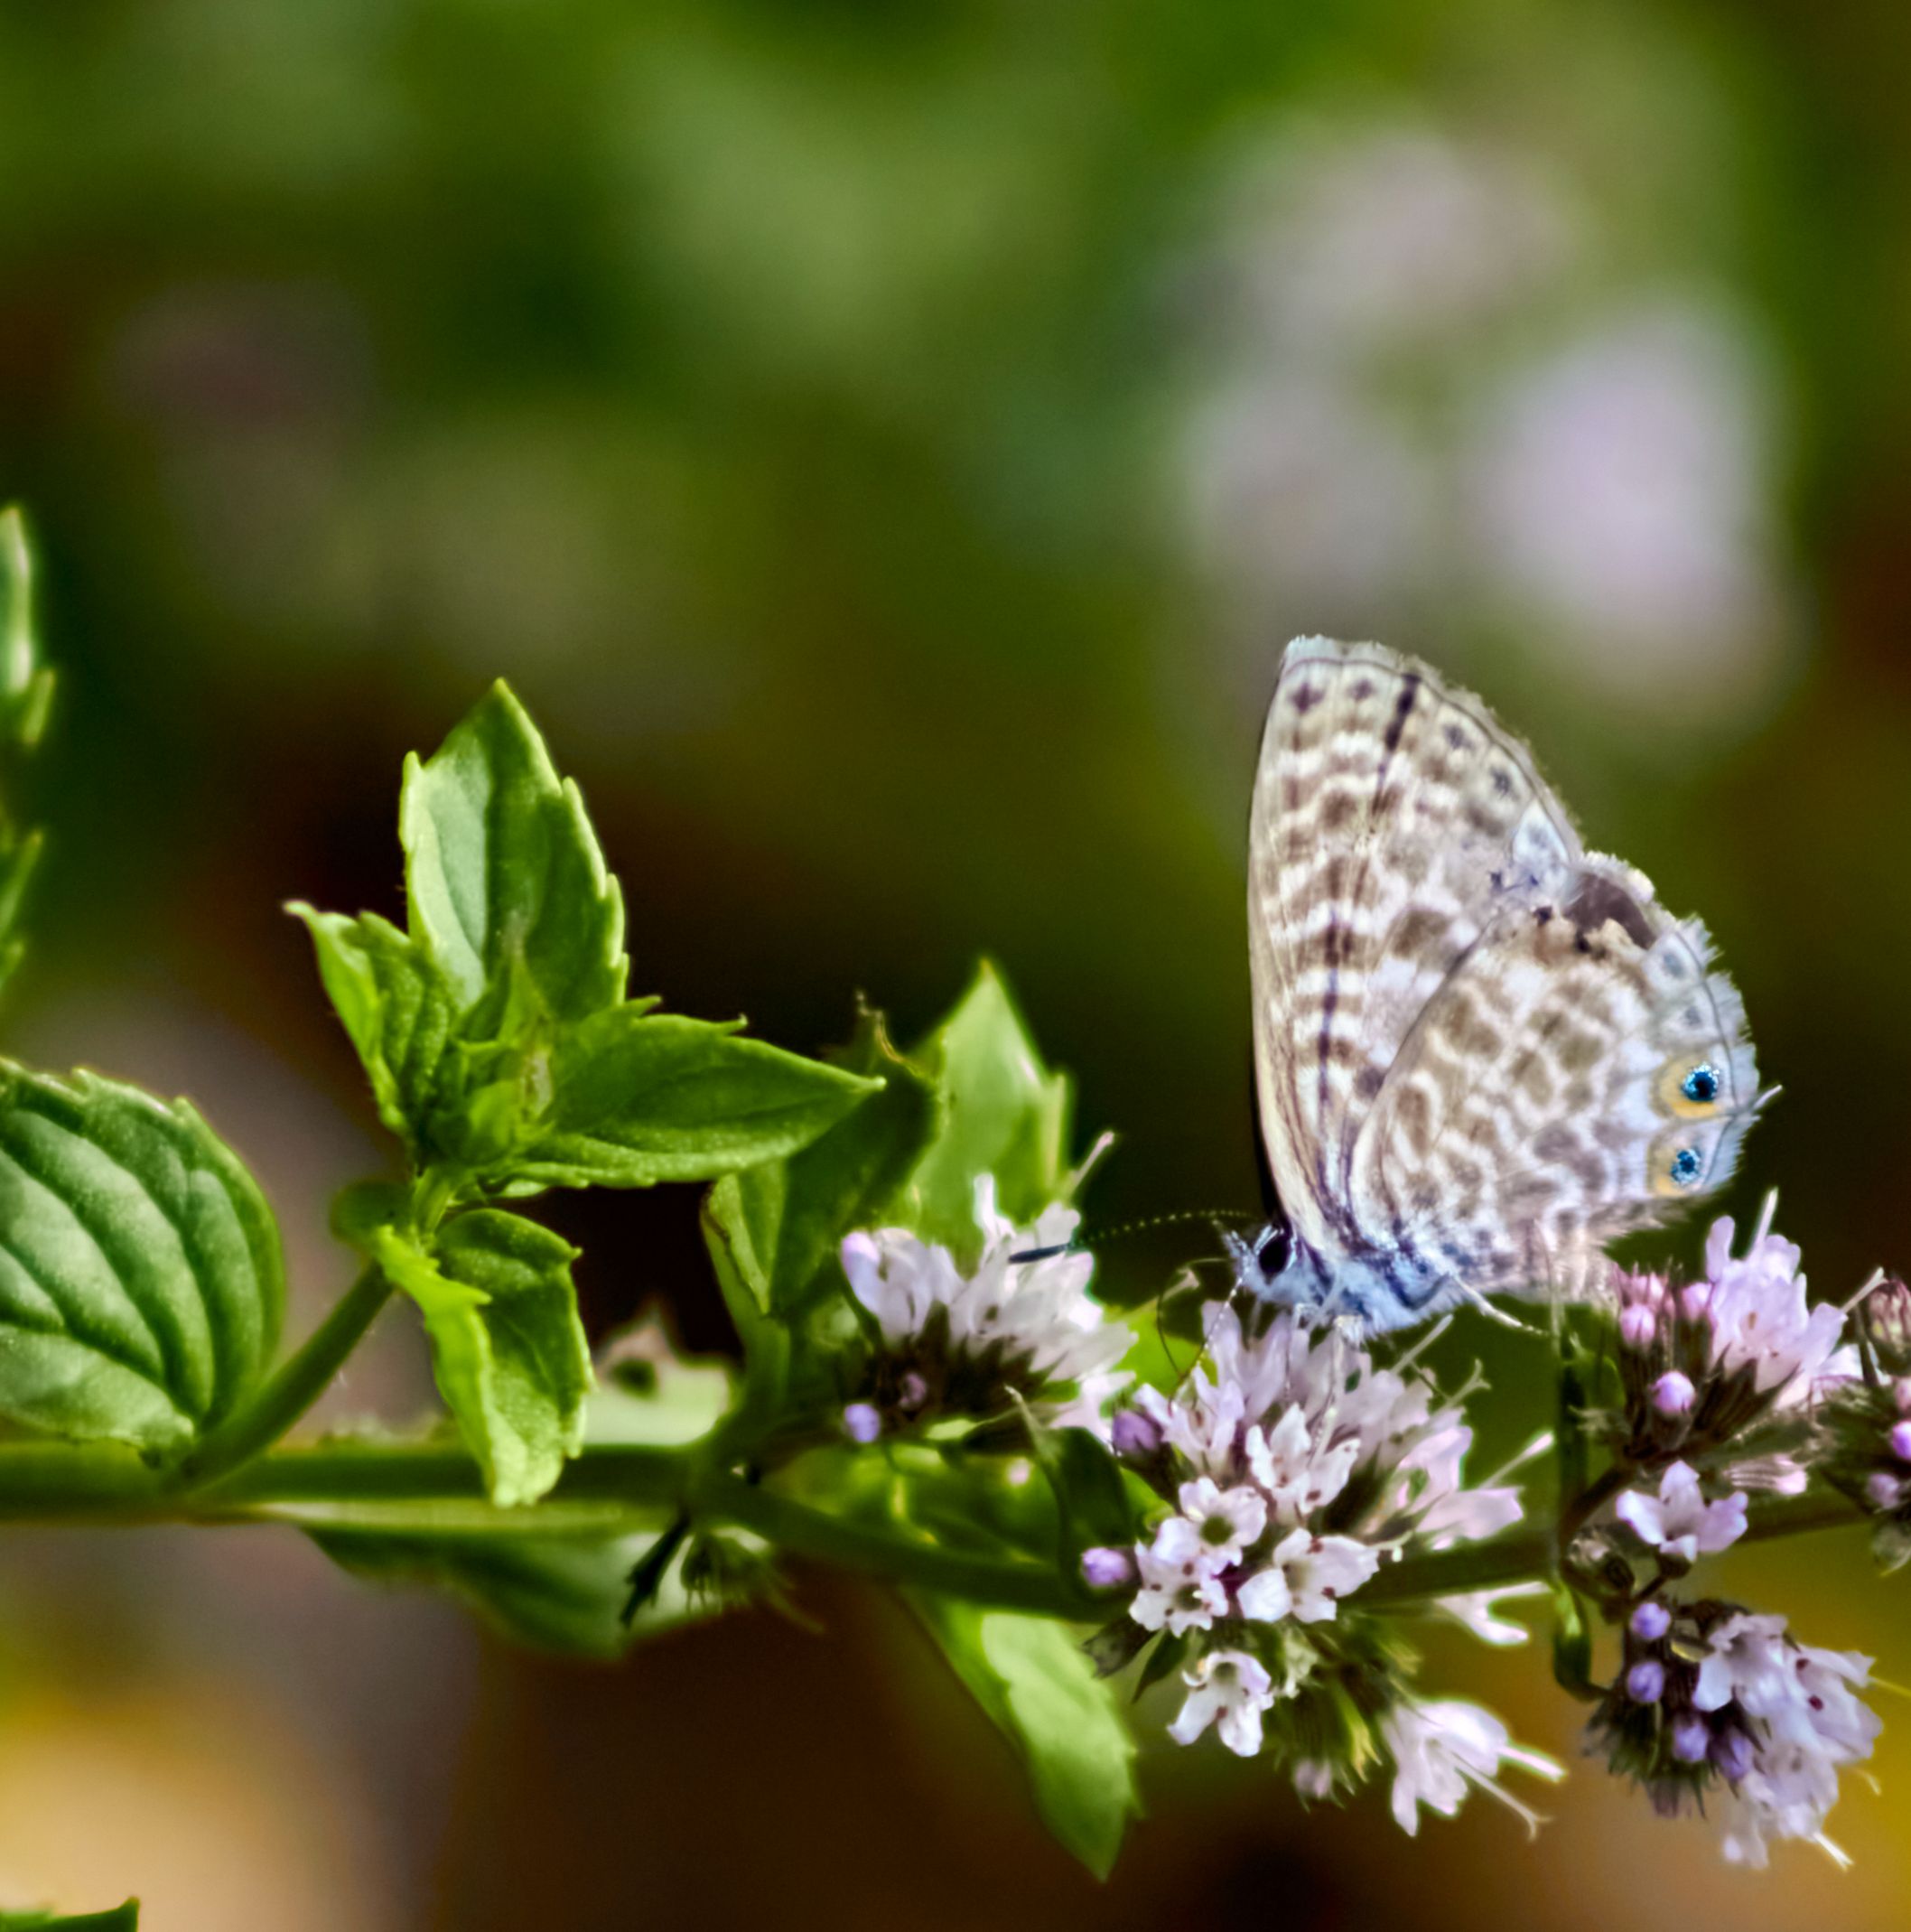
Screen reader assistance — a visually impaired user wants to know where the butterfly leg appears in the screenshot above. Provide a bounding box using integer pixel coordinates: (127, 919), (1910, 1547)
(1442, 1274), (1539, 1335)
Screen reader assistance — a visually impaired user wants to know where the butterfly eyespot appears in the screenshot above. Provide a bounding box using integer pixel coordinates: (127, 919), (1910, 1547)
(1682, 1065), (1720, 1106)
(1670, 1147), (1703, 1186)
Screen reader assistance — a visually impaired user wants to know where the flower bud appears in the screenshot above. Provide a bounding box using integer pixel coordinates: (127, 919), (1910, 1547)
(844, 1402), (881, 1445)
(1630, 1601), (1672, 1641)
(898, 1371), (929, 1413)
(1868, 1471), (1906, 1511)
(1863, 1278), (1911, 1375)
(1669, 1716), (1711, 1765)
(1080, 1545), (1137, 1590)
(1619, 1303), (1659, 1350)
(1890, 1421), (1911, 1465)
(1711, 1726), (1755, 1783)
(1651, 1370), (1695, 1417)
(1626, 1660), (1666, 1703)
(1111, 1407), (1163, 1458)
(1679, 1283), (1712, 1325)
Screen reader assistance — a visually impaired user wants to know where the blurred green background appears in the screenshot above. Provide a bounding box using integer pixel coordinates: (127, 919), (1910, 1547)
(1, 0), (1909, 1925)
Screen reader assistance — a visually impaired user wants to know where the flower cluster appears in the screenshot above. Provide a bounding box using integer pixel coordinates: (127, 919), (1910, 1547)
(1589, 1599), (1880, 1866)
(1822, 1277), (1911, 1567)
(1083, 1301), (1557, 1830)
(1605, 1208), (1858, 1492)
(837, 1177), (1133, 1440)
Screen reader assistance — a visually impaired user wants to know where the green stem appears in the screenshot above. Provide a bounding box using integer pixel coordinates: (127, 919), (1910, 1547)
(0, 1430), (1869, 1619)
(175, 1265), (394, 1490)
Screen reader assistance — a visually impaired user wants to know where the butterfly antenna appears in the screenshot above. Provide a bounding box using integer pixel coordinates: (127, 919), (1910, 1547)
(1010, 1208), (1262, 1265)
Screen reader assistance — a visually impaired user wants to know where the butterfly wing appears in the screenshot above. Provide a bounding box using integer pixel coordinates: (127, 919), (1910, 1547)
(1249, 638), (1758, 1307)
(1348, 854), (1759, 1296)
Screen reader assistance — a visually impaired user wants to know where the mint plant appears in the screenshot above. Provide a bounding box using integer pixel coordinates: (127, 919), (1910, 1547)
(0, 509), (1901, 1918)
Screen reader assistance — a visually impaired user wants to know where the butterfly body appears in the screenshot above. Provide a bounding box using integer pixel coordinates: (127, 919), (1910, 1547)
(1245, 638), (1761, 1331)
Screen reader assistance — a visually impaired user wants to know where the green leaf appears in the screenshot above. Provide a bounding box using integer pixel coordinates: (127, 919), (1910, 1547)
(289, 907), (461, 1153)
(1037, 1426), (1138, 1557)
(310, 1519), (703, 1657)
(399, 680), (626, 1025)
(912, 1595), (1139, 1880)
(722, 1005), (937, 1316)
(0, 1907), (139, 1930)
(506, 1006), (881, 1190)
(903, 962), (1072, 1254)
(371, 1212), (592, 1507)
(0, 1065), (283, 1451)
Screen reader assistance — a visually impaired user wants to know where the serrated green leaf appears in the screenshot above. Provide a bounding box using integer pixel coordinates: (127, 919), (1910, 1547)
(913, 1594), (1138, 1880)
(722, 1005), (937, 1316)
(506, 1006), (881, 1190)
(903, 962), (1071, 1255)
(309, 1519), (704, 1658)
(289, 906), (460, 1153)
(0, 1064), (283, 1451)
(372, 1212), (592, 1507)
(399, 680), (626, 1025)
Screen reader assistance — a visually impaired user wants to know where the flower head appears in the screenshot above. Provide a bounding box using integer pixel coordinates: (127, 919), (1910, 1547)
(1599, 1209), (1863, 1493)
(1589, 1597), (1879, 1862)
(838, 1178), (1132, 1437)
(1093, 1296), (1533, 1824)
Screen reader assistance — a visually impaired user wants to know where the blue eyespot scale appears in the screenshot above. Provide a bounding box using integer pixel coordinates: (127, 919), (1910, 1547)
(1682, 1064), (1720, 1105)
(1671, 1147), (1703, 1186)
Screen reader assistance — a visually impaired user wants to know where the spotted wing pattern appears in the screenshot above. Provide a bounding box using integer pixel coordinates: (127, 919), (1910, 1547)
(1248, 638), (1759, 1324)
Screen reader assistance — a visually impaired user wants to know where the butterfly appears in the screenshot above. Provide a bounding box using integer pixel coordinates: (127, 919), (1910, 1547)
(1234, 638), (1762, 1330)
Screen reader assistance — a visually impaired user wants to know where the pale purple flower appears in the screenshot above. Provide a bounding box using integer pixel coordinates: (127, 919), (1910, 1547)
(1177, 1477), (1268, 1565)
(1700, 1216), (1850, 1400)
(1131, 1517), (1229, 1636)
(1169, 1649), (1275, 1757)
(1236, 1528), (1380, 1626)
(1394, 1419), (1524, 1544)
(1382, 1700), (1563, 1837)
(843, 1403), (881, 1445)
(1434, 1582), (1547, 1647)
(1244, 1405), (1360, 1523)
(1614, 1461), (1748, 1564)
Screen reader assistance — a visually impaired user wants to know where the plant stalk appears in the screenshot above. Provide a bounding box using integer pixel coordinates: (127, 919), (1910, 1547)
(173, 1265), (395, 1490)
